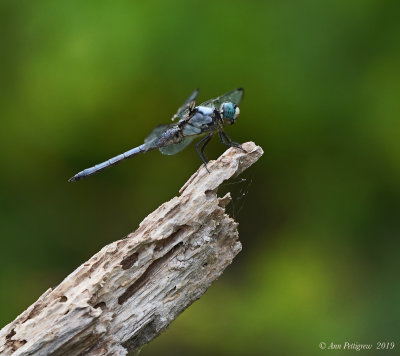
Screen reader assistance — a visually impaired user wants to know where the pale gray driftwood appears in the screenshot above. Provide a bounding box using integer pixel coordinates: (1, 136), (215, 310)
(0, 142), (263, 356)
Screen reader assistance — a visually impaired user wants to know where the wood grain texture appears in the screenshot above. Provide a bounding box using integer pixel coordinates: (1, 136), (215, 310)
(0, 142), (263, 356)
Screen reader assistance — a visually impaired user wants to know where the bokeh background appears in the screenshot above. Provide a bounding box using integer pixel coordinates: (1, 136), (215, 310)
(1, 0), (400, 355)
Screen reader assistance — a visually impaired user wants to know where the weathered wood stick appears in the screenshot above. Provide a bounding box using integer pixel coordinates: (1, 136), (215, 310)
(0, 142), (263, 356)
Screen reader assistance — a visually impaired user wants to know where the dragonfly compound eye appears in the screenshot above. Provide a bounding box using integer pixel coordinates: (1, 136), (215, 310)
(221, 102), (235, 120)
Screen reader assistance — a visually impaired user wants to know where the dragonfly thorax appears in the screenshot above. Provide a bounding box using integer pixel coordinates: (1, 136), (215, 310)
(195, 106), (214, 116)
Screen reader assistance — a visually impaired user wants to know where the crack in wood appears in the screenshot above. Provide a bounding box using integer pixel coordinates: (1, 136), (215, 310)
(120, 252), (139, 270)
(118, 242), (183, 305)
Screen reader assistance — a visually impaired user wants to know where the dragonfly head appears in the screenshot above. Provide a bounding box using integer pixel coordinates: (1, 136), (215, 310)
(220, 102), (240, 125)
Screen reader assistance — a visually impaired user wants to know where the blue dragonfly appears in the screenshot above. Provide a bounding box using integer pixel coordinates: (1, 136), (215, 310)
(68, 88), (245, 182)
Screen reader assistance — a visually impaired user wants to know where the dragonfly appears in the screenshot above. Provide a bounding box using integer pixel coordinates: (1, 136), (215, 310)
(68, 88), (245, 182)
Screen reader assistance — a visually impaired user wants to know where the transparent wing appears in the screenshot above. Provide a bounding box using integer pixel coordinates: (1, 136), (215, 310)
(144, 124), (173, 146)
(159, 136), (194, 155)
(171, 89), (199, 121)
(144, 123), (192, 155)
(200, 88), (244, 109)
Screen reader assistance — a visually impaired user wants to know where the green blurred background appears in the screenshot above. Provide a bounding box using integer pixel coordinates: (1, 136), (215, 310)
(1, 0), (400, 355)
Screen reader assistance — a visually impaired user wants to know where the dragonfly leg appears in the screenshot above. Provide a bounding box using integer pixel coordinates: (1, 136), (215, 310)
(195, 134), (212, 172)
(219, 131), (247, 152)
(219, 131), (230, 147)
